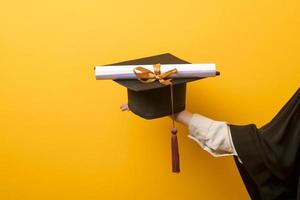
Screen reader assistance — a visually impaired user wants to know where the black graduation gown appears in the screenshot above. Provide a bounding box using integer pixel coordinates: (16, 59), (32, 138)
(229, 88), (300, 200)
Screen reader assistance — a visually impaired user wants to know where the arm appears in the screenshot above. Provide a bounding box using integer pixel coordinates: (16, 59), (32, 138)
(174, 110), (238, 157)
(173, 110), (193, 127)
(121, 104), (238, 158)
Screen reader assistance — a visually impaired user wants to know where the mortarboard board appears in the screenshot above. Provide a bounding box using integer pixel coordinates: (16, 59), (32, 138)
(108, 53), (219, 119)
(101, 53), (220, 173)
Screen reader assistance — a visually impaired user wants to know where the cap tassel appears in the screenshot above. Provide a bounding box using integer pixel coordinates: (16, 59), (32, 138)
(169, 83), (180, 173)
(133, 63), (181, 173)
(171, 127), (180, 173)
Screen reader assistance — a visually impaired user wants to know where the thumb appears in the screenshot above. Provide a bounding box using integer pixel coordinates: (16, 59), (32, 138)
(120, 104), (130, 111)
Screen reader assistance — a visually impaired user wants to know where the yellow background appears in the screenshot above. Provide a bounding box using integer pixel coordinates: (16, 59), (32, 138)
(1, 0), (299, 199)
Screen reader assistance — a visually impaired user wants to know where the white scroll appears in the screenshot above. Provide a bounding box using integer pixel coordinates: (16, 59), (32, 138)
(94, 64), (217, 80)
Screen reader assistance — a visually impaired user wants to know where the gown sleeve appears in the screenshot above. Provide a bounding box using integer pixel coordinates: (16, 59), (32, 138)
(229, 88), (300, 200)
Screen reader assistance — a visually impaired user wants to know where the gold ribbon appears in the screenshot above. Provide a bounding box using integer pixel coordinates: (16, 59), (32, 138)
(133, 63), (177, 85)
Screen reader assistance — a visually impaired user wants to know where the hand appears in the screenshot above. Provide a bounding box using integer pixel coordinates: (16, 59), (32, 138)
(120, 103), (192, 127)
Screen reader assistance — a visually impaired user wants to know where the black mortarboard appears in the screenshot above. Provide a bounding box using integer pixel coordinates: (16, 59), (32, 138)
(108, 53), (219, 119)
(103, 53), (219, 173)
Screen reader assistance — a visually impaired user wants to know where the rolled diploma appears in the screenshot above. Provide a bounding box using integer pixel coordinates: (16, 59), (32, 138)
(95, 64), (217, 80)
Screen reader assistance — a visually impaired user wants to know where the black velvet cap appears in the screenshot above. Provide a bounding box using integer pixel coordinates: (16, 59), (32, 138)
(108, 53), (219, 119)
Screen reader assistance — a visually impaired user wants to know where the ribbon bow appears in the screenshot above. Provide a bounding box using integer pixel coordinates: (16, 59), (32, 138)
(133, 63), (177, 85)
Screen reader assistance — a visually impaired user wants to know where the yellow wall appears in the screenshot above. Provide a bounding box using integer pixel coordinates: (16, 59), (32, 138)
(1, 0), (299, 199)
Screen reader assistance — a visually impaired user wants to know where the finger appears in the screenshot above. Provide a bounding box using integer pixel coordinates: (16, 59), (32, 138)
(120, 104), (130, 111)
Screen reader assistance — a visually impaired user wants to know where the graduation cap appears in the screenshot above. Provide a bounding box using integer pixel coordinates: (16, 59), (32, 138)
(100, 53), (220, 173)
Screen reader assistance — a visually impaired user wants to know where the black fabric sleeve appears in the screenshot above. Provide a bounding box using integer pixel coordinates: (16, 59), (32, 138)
(233, 156), (261, 200)
(229, 88), (300, 200)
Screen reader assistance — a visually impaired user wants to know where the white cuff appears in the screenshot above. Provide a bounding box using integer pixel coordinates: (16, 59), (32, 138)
(187, 114), (238, 158)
